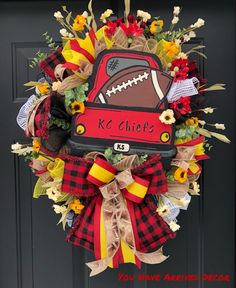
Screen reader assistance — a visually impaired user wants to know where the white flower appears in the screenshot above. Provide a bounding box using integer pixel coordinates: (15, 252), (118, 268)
(198, 120), (206, 126)
(53, 204), (67, 214)
(215, 123), (226, 130)
(137, 10), (151, 22)
(11, 142), (23, 150)
(82, 11), (89, 18)
(52, 81), (62, 92)
(177, 52), (188, 59)
(189, 181), (200, 195)
(173, 6), (181, 16)
(183, 34), (191, 42)
(68, 33), (74, 38)
(46, 187), (62, 202)
(159, 109), (176, 125)
(54, 11), (64, 20)
(100, 9), (113, 23)
(156, 205), (170, 217)
(175, 39), (182, 45)
(60, 28), (69, 37)
(189, 31), (196, 38)
(169, 221), (180, 232)
(171, 16), (179, 25)
(191, 18), (205, 28)
(202, 107), (215, 114)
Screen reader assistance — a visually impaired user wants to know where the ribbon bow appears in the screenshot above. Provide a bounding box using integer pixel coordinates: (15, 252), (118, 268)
(85, 157), (168, 276)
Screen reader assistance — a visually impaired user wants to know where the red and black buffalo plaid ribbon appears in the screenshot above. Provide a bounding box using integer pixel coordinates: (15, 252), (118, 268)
(61, 155), (100, 197)
(39, 47), (65, 81)
(34, 96), (51, 139)
(64, 154), (176, 252)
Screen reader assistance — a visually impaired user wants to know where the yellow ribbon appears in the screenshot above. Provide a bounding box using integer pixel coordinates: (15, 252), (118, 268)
(62, 27), (113, 70)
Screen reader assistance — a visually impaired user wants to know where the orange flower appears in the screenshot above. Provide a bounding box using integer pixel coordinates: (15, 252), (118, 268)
(32, 139), (41, 152)
(70, 199), (84, 214)
(70, 101), (85, 114)
(174, 167), (188, 183)
(72, 15), (86, 31)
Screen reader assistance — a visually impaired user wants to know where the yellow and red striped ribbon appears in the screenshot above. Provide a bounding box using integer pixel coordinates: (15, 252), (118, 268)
(87, 157), (149, 267)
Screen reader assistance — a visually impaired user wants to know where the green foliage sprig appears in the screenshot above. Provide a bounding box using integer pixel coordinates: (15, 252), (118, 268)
(64, 83), (89, 107)
(29, 50), (48, 69)
(49, 116), (71, 131)
(43, 32), (59, 51)
(104, 148), (148, 165)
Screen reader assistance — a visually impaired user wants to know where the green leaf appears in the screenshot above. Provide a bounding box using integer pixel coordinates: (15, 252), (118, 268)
(66, 11), (72, 26)
(64, 89), (76, 105)
(104, 147), (113, 159)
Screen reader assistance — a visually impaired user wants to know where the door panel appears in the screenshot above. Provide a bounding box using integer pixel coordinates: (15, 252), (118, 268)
(0, 1), (235, 288)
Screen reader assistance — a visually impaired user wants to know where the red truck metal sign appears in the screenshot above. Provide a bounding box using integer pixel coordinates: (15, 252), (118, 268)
(69, 50), (175, 157)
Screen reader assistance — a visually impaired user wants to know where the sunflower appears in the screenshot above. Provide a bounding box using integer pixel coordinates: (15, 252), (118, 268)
(72, 15), (86, 31)
(186, 117), (198, 126)
(159, 109), (176, 124)
(70, 101), (85, 114)
(150, 20), (164, 34)
(174, 167), (188, 183)
(70, 199), (84, 214)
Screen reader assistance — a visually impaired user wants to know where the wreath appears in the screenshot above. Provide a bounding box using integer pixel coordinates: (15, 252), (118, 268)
(12, 0), (230, 276)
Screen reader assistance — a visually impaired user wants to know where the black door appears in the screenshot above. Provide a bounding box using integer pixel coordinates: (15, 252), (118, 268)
(0, 1), (235, 288)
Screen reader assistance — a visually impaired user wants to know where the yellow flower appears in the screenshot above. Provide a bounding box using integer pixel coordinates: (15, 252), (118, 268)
(70, 101), (85, 114)
(186, 117), (198, 126)
(32, 139), (41, 153)
(159, 109), (175, 124)
(73, 15), (86, 31)
(163, 41), (179, 58)
(37, 82), (50, 95)
(174, 167), (188, 183)
(150, 20), (164, 34)
(70, 199), (84, 214)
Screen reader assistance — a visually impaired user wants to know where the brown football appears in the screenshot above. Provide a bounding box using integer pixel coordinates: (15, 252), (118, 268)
(94, 66), (173, 109)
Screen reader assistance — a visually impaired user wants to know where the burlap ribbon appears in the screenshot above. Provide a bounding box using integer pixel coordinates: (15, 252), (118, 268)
(171, 146), (196, 170)
(86, 158), (168, 276)
(112, 27), (158, 53)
